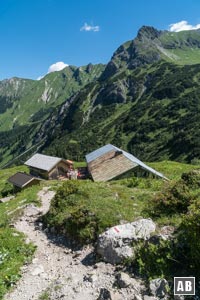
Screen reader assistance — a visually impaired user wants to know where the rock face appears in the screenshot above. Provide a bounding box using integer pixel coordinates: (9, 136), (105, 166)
(137, 26), (162, 41)
(101, 26), (162, 80)
(149, 278), (169, 298)
(96, 218), (156, 264)
(116, 272), (142, 294)
(97, 288), (123, 300)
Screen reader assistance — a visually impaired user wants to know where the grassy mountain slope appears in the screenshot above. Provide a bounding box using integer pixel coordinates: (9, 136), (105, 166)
(38, 61), (200, 163)
(0, 64), (105, 166)
(0, 78), (34, 110)
(0, 64), (105, 132)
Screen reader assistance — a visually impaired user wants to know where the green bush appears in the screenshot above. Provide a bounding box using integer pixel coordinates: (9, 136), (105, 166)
(149, 180), (193, 216)
(181, 170), (200, 188)
(133, 239), (176, 280)
(43, 181), (101, 243)
(140, 169), (200, 281)
(123, 177), (140, 188)
(64, 207), (99, 243)
(0, 182), (13, 198)
(177, 198), (200, 277)
(51, 180), (79, 209)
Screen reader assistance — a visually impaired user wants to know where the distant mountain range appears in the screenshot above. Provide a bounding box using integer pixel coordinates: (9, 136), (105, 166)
(0, 26), (200, 167)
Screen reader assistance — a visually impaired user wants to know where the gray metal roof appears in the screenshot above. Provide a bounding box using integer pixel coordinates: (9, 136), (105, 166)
(86, 144), (117, 163)
(86, 144), (168, 180)
(25, 153), (62, 172)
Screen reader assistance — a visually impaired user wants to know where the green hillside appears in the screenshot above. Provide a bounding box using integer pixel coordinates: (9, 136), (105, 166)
(0, 64), (105, 132)
(0, 64), (105, 166)
(160, 29), (200, 64)
(40, 61), (200, 163)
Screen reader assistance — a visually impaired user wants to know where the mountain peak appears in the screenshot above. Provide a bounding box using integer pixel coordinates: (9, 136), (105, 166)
(137, 26), (162, 40)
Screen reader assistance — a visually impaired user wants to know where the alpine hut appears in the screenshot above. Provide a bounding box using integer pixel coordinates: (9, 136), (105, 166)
(24, 153), (69, 180)
(86, 144), (168, 182)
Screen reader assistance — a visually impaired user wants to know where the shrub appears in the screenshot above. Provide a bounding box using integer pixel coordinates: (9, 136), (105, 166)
(52, 180), (79, 209)
(64, 207), (99, 243)
(181, 170), (200, 189)
(123, 177), (140, 188)
(0, 182), (13, 198)
(133, 239), (176, 280)
(43, 181), (100, 243)
(149, 180), (193, 216)
(177, 198), (200, 277)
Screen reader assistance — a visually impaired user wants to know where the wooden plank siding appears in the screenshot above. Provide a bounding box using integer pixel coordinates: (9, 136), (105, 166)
(29, 161), (69, 180)
(88, 152), (138, 182)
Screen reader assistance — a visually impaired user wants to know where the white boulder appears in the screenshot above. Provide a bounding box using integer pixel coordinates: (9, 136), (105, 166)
(97, 218), (156, 264)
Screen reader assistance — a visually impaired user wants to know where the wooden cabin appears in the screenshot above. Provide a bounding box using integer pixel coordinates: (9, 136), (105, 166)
(25, 153), (69, 180)
(86, 144), (167, 182)
(8, 172), (41, 192)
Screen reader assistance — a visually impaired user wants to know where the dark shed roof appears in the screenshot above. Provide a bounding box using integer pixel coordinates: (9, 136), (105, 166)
(8, 172), (41, 188)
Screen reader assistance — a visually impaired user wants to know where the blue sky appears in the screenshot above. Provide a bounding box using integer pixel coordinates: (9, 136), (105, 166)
(1, 0), (200, 80)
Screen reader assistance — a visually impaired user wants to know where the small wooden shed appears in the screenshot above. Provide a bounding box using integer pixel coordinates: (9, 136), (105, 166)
(8, 172), (41, 192)
(86, 144), (167, 182)
(25, 153), (69, 180)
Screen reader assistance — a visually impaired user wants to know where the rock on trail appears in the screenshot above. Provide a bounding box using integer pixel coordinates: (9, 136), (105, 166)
(96, 218), (156, 264)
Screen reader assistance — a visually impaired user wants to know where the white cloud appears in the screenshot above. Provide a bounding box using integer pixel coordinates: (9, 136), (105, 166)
(37, 61), (68, 80)
(37, 75), (44, 80)
(169, 20), (200, 32)
(47, 61), (68, 73)
(80, 22), (100, 32)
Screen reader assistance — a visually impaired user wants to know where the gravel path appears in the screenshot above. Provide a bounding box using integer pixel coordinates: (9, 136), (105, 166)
(4, 187), (117, 300)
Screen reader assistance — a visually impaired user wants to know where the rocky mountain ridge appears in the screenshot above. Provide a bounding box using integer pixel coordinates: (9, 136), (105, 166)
(0, 63), (105, 131)
(101, 26), (200, 79)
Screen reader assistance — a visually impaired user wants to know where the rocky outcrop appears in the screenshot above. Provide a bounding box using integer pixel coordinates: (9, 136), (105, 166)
(101, 26), (163, 80)
(96, 218), (156, 264)
(149, 278), (169, 298)
(94, 80), (128, 106)
(115, 272), (143, 292)
(137, 26), (162, 41)
(149, 225), (175, 245)
(97, 288), (123, 300)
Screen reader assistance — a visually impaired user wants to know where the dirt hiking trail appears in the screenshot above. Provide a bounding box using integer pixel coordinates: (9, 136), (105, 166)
(5, 187), (116, 300)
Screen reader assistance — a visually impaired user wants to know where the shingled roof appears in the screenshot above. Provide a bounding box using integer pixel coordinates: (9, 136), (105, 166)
(8, 172), (40, 188)
(86, 144), (168, 181)
(25, 153), (62, 172)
